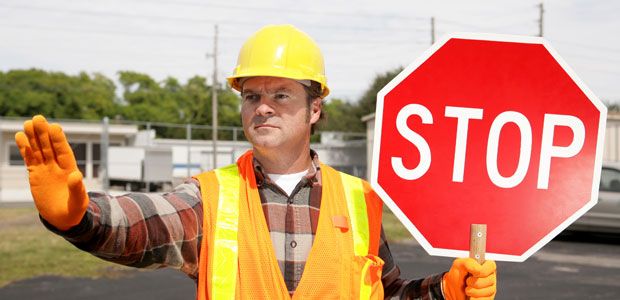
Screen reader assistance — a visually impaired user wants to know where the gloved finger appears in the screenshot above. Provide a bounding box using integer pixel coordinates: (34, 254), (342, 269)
(15, 131), (38, 166)
(33, 115), (56, 163)
(466, 285), (496, 298)
(50, 123), (77, 170)
(475, 260), (497, 278)
(68, 170), (88, 211)
(469, 297), (495, 300)
(24, 120), (44, 163)
(466, 272), (496, 288)
(459, 257), (483, 275)
(450, 257), (479, 282)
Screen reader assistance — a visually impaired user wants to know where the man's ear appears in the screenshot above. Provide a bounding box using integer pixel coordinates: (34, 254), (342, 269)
(309, 98), (322, 124)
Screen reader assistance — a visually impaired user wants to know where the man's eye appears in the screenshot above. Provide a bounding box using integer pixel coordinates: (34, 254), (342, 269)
(274, 93), (289, 100)
(243, 94), (259, 102)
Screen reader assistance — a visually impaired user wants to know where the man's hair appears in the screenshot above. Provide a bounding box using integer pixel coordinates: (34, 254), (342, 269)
(303, 81), (326, 135)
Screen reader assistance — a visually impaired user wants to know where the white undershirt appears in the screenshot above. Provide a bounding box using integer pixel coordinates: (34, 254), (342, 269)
(267, 170), (309, 196)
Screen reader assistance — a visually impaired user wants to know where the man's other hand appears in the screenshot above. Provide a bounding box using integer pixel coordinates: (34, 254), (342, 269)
(15, 115), (89, 231)
(442, 257), (497, 300)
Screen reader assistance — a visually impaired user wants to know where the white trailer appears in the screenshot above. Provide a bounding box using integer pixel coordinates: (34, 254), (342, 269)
(108, 146), (173, 191)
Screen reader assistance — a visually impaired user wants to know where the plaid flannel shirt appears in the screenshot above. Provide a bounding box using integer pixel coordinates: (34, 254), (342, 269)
(45, 152), (444, 300)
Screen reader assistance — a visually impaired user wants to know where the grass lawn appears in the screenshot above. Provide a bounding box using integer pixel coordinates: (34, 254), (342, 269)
(0, 204), (412, 288)
(382, 206), (414, 242)
(0, 206), (130, 288)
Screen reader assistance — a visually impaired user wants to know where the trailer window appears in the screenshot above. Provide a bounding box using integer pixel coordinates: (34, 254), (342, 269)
(93, 143), (100, 178)
(93, 143), (120, 178)
(8, 145), (24, 166)
(69, 143), (87, 177)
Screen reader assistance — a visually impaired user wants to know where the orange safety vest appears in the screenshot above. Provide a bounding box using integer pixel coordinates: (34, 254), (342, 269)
(194, 150), (384, 299)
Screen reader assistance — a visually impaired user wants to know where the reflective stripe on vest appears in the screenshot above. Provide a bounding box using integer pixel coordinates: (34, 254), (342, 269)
(339, 172), (372, 299)
(339, 172), (370, 256)
(212, 164), (240, 300)
(211, 166), (371, 299)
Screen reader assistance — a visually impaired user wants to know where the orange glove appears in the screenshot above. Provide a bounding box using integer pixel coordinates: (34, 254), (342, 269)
(15, 115), (89, 231)
(442, 258), (497, 300)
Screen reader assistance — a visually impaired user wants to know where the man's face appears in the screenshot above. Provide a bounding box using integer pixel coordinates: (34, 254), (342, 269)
(240, 76), (321, 152)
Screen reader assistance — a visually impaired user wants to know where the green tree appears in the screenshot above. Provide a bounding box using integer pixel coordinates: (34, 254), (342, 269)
(177, 77), (240, 126)
(0, 69), (60, 117)
(355, 67), (403, 119)
(117, 71), (180, 123)
(75, 72), (119, 119)
(116, 72), (242, 139)
(179, 76), (210, 125)
(604, 99), (620, 112)
(0, 69), (118, 119)
(320, 98), (363, 132)
(1, 68), (243, 139)
(317, 67), (403, 133)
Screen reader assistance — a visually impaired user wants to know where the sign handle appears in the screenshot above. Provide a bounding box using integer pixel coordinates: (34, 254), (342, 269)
(469, 224), (486, 264)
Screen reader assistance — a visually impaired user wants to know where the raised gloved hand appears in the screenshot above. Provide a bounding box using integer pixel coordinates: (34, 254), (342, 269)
(442, 258), (497, 300)
(15, 115), (89, 231)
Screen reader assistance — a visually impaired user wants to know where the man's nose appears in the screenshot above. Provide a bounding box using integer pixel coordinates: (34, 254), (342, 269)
(255, 98), (275, 116)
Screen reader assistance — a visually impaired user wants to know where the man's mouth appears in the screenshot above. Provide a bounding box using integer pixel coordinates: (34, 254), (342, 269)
(254, 124), (277, 129)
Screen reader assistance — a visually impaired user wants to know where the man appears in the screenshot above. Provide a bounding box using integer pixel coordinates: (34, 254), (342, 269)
(15, 24), (496, 299)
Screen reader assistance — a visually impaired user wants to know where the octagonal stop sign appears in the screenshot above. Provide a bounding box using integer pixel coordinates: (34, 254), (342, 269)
(372, 33), (607, 262)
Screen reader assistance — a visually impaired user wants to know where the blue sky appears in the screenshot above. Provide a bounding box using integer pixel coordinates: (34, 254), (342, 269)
(1, 0), (619, 103)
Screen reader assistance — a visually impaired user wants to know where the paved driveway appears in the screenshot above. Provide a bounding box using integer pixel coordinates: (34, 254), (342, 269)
(2, 234), (620, 299)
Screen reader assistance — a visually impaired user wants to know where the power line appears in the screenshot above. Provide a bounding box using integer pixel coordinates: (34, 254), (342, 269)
(0, 22), (224, 41)
(1, 44), (225, 61)
(319, 37), (427, 45)
(468, 8), (536, 23)
(434, 19), (488, 31)
(572, 64), (620, 76)
(488, 20), (533, 35)
(0, 37), (427, 67)
(1, 30), (427, 72)
(0, 22), (428, 46)
(433, 2), (539, 35)
(559, 50), (620, 65)
(0, 3), (262, 28)
(441, 2), (537, 20)
(550, 39), (620, 54)
(130, 0), (429, 21)
(0, 3), (428, 33)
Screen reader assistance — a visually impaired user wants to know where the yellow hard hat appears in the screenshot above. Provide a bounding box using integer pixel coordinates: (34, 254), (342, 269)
(227, 24), (329, 98)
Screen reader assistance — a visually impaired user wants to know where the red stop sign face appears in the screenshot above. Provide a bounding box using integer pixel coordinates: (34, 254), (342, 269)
(372, 33), (607, 262)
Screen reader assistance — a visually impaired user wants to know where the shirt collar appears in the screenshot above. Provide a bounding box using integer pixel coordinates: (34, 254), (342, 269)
(253, 149), (321, 187)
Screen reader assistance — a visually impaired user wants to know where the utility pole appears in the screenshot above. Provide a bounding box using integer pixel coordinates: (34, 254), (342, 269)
(101, 116), (109, 192)
(186, 123), (191, 177)
(538, 2), (544, 37)
(210, 25), (219, 169)
(430, 16), (435, 45)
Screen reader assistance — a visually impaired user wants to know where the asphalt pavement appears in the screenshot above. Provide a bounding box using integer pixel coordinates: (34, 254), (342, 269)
(1, 232), (619, 299)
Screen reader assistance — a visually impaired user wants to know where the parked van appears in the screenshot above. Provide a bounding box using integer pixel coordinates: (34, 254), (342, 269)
(569, 161), (620, 233)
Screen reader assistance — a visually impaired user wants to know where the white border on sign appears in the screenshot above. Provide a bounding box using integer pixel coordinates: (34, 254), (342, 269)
(371, 32), (607, 262)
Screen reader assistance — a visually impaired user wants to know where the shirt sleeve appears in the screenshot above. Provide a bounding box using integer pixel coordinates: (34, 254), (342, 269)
(41, 178), (204, 280)
(379, 227), (445, 300)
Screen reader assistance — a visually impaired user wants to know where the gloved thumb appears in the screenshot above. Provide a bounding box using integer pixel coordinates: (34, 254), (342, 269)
(68, 170), (85, 197)
(443, 258), (483, 300)
(66, 170), (88, 223)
